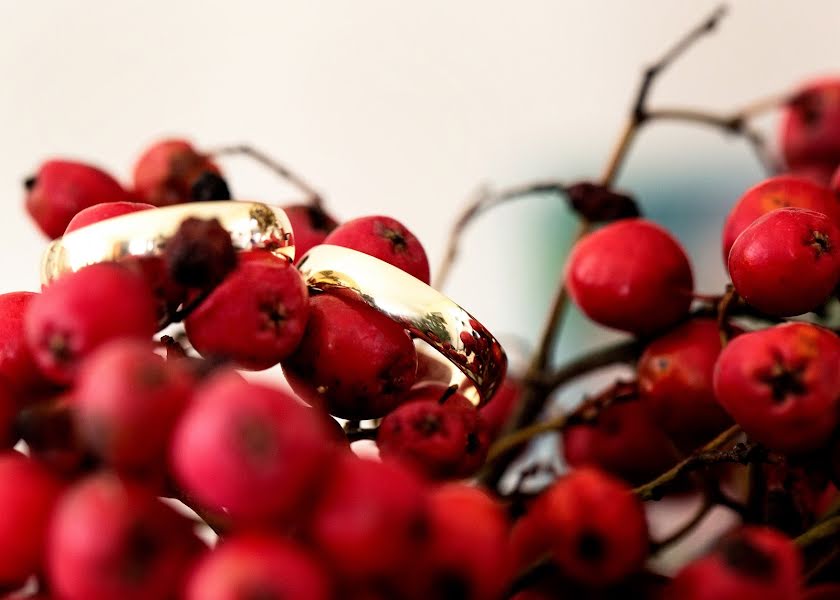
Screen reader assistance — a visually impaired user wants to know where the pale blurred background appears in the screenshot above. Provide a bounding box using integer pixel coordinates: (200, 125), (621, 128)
(2, 0), (838, 364)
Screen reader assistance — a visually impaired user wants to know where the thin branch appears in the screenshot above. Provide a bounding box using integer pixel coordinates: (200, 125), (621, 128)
(434, 182), (567, 289)
(210, 144), (324, 207)
(650, 499), (714, 553)
(795, 515), (840, 549)
(633, 426), (745, 501)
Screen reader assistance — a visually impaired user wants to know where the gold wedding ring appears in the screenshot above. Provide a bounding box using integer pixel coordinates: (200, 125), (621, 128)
(40, 201), (295, 285)
(297, 244), (507, 406)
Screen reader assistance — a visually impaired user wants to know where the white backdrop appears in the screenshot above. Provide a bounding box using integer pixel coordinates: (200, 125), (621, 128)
(1, 0), (839, 347)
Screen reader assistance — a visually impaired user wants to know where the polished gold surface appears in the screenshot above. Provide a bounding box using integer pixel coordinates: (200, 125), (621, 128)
(40, 201), (295, 285)
(297, 244), (507, 406)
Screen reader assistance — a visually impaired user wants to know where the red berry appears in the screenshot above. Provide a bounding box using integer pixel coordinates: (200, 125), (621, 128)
(832, 164), (840, 197)
(638, 318), (732, 447)
(284, 204), (339, 260)
(64, 200), (155, 233)
(306, 454), (428, 585)
(480, 376), (522, 439)
(787, 164), (837, 186)
(132, 139), (220, 206)
(413, 484), (511, 600)
(170, 372), (333, 525)
(565, 219), (693, 335)
(780, 78), (840, 170)
(25, 160), (132, 239)
(721, 175), (840, 262)
(562, 399), (678, 485)
(0, 452), (63, 587)
(74, 339), (194, 473)
(47, 474), (199, 600)
(728, 208), (840, 316)
(184, 534), (333, 600)
(0, 292), (51, 401)
(25, 264), (158, 385)
(713, 322), (840, 454)
(16, 393), (89, 476)
(185, 252), (309, 370)
(664, 526), (802, 600)
(283, 293), (417, 419)
(510, 467), (648, 587)
(378, 386), (488, 480)
(323, 215), (431, 283)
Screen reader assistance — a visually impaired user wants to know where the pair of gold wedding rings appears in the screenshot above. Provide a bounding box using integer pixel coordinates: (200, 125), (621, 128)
(40, 202), (506, 406)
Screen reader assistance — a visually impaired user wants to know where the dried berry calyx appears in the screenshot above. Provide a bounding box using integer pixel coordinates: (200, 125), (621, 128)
(566, 182), (640, 223)
(164, 217), (237, 288)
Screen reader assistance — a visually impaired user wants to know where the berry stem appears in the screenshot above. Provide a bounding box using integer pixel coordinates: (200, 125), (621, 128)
(633, 425), (744, 501)
(209, 144), (324, 208)
(794, 514), (840, 549)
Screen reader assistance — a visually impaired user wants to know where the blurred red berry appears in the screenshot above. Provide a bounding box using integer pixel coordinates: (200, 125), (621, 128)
(412, 484), (511, 600)
(565, 219), (693, 335)
(721, 175), (840, 261)
(170, 372), (333, 525)
(663, 526), (802, 600)
(480, 376), (522, 439)
(64, 200), (154, 233)
(25, 159), (132, 239)
(713, 322), (840, 454)
(284, 204), (339, 260)
(306, 454), (429, 586)
(804, 585), (840, 600)
(638, 318), (732, 448)
(0, 452), (63, 588)
(25, 264), (158, 385)
(184, 534), (333, 600)
(510, 467), (648, 587)
(132, 139), (220, 206)
(729, 208), (840, 316)
(780, 78), (840, 170)
(47, 474), (199, 600)
(74, 339), (194, 474)
(0, 292), (53, 401)
(323, 215), (430, 283)
(283, 293), (417, 419)
(16, 393), (90, 476)
(185, 251), (308, 370)
(562, 399), (679, 485)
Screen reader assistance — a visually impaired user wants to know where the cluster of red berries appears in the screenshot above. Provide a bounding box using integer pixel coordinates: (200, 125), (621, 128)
(3, 70), (840, 600)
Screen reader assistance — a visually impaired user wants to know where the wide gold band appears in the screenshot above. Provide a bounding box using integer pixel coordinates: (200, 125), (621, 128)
(296, 244), (507, 406)
(40, 201), (295, 285)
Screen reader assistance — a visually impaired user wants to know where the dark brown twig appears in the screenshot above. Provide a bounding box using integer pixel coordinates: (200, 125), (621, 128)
(210, 144), (324, 207)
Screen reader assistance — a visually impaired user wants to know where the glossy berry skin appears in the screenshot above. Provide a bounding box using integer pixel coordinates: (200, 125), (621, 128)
(184, 534), (333, 600)
(284, 293), (417, 419)
(562, 399), (679, 485)
(565, 219), (693, 335)
(170, 372), (333, 525)
(74, 340), (194, 473)
(638, 319), (732, 448)
(0, 292), (51, 401)
(306, 454), (429, 585)
(284, 204), (339, 260)
(664, 526), (802, 600)
(0, 452), (63, 587)
(25, 159), (132, 239)
(713, 322), (840, 454)
(132, 139), (220, 206)
(721, 175), (840, 261)
(510, 467), (648, 587)
(47, 474), (199, 600)
(323, 215), (431, 283)
(780, 78), (840, 170)
(729, 208), (840, 316)
(185, 252), (309, 370)
(413, 484), (511, 600)
(25, 264), (158, 385)
(64, 200), (155, 233)
(378, 386), (488, 480)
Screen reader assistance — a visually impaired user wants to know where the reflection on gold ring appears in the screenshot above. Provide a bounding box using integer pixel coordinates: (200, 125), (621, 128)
(297, 244), (506, 406)
(40, 201), (295, 285)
